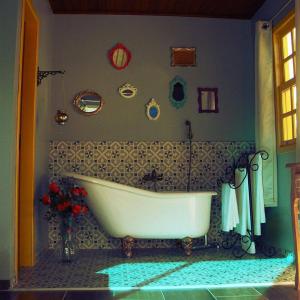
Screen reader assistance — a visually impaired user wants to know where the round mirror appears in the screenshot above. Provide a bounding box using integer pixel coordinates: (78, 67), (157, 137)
(108, 43), (132, 70)
(73, 90), (104, 115)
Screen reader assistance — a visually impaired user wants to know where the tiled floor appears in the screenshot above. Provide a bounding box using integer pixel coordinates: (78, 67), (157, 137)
(14, 248), (295, 289)
(1, 286), (300, 299)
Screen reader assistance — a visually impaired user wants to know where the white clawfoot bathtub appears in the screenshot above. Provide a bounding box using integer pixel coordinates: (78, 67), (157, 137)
(63, 172), (217, 256)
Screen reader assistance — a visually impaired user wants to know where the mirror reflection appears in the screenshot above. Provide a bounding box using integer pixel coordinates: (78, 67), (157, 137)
(73, 90), (104, 115)
(173, 82), (184, 102)
(108, 43), (132, 70)
(113, 49), (128, 69)
(198, 87), (219, 113)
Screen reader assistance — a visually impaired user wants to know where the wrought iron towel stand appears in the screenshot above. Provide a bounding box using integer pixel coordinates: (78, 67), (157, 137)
(218, 150), (275, 258)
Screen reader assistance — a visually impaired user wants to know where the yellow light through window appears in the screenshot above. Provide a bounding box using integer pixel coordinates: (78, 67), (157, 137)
(274, 17), (297, 147)
(294, 114), (297, 138)
(283, 115), (293, 141)
(292, 85), (297, 110)
(282, 32), (293, 58)
(284, 58), (295, 81)
(282, 88), (291, 113)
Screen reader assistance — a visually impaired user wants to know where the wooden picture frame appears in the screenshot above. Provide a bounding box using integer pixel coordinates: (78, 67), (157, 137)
(171, 47), (196, 67)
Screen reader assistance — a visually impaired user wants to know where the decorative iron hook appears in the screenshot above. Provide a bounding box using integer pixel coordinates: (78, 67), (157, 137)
(37, 67), (65, 86)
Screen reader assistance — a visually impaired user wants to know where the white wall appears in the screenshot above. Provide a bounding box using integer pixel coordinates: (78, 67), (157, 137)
(33, 0), (55, 253)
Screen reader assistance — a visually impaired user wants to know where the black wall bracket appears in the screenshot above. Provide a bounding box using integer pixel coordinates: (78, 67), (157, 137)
(37, 67), (65, 86)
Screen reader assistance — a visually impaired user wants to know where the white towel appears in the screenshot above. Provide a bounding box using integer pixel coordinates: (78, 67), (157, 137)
(249, 154), (266, 236)
(235, 168), (252, 236)
(221, 183), (239, 232)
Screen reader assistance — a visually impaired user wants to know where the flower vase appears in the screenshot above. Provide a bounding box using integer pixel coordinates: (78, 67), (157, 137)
(61, 218), (76, 262)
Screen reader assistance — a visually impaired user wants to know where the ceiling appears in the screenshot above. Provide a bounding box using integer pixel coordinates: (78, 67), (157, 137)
(48, 0), (266, 19)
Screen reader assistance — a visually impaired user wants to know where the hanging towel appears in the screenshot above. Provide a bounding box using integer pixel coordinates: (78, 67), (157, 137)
(235, 168), (251, 236)
(249, 154), (266, 236)
(221, 183), (239, 232)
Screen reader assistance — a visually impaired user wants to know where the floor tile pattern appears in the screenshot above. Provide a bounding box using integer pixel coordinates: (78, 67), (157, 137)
(15, 248), (294, 289)
(3, 286), (300, 300)
(48, 140), (255, 250)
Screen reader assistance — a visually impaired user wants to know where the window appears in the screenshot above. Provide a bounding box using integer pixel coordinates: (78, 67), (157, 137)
(273, 13), (297, 148)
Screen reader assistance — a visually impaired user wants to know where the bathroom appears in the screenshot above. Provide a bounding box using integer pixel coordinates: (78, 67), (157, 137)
(0, 0), (300, 298)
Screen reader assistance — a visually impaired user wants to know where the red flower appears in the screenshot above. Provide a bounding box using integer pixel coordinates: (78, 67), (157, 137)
(63, 201), (71, 209)
(57, 203), (66, 212)
(80, 187), (88, 197)
(72, 204), (81, 215)
(49, 182), (60, 194)
(81, 205), (89, 214)
(42, 194), (51, 205)
(71, 188), (80, 196)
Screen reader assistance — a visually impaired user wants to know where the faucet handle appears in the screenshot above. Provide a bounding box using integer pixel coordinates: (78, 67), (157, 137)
(142, 174), (151, 181)
(157, 174), (163, 181)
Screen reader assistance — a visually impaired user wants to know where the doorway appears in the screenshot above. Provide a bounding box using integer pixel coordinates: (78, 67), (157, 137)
(15, 0), (39, 274)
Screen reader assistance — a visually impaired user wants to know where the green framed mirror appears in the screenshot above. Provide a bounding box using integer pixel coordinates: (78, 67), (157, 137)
(169, 76), (187, 109)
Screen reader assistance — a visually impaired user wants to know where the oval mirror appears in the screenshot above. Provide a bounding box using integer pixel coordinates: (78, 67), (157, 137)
(146, 98), (160, 121)
(108, 43), (132, 70)
(73, 90), (104, 115)
(169, 76), (187, 109)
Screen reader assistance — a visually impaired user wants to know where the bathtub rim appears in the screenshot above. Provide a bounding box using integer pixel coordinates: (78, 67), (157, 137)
(62, 172), (217, 199)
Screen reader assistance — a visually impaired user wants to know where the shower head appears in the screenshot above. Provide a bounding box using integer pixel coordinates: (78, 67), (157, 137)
(185, 120), (193, 140)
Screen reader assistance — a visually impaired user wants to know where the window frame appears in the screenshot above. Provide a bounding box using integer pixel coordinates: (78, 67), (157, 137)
(273, 11), (296, 151)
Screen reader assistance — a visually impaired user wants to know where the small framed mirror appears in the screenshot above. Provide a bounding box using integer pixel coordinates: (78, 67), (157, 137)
(146, 98), (160, 121)
(73, 90), (104, 115)
(171, 47), (196, 67)
(169, 76), (187, 109)
(198, 87), (218, 113)
(119, 83), (137, 99)
(108, 43), (131, 70)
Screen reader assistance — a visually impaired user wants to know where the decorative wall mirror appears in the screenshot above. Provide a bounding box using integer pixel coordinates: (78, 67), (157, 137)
(171, 47), (196, 67)
(108, 43), (131, 70)
(198, 87), (219, 113)
(119, 83), (137, 99)
(169, 76), (187, 109)
(146, 98), (160, 121)
(73, 90), (104, 115)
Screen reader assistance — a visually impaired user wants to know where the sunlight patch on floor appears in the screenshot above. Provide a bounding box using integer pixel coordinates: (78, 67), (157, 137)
(97, 257), (294, 289)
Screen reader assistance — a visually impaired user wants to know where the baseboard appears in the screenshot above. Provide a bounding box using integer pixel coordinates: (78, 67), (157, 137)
(0, 280), (10, 290)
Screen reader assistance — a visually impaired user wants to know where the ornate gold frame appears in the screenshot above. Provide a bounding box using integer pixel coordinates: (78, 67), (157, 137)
(73, 90), (104, 116)
(146, 98), (160, 121)
(119, 83), (137, 99)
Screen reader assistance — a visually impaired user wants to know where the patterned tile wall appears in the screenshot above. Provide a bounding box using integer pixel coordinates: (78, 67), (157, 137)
(48, 140), (255, 249)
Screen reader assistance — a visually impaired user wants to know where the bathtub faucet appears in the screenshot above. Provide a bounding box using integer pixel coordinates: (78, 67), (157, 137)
(142, 169), (163, 192)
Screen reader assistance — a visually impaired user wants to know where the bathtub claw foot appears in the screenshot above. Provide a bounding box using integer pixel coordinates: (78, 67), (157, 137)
(122, 236), (135, 258)
(182, 237), (193, 256)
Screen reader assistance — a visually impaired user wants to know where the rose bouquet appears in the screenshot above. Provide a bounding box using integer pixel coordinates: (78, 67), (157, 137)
(40, 179), (89, 261)
(41, 181), (89, 222)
